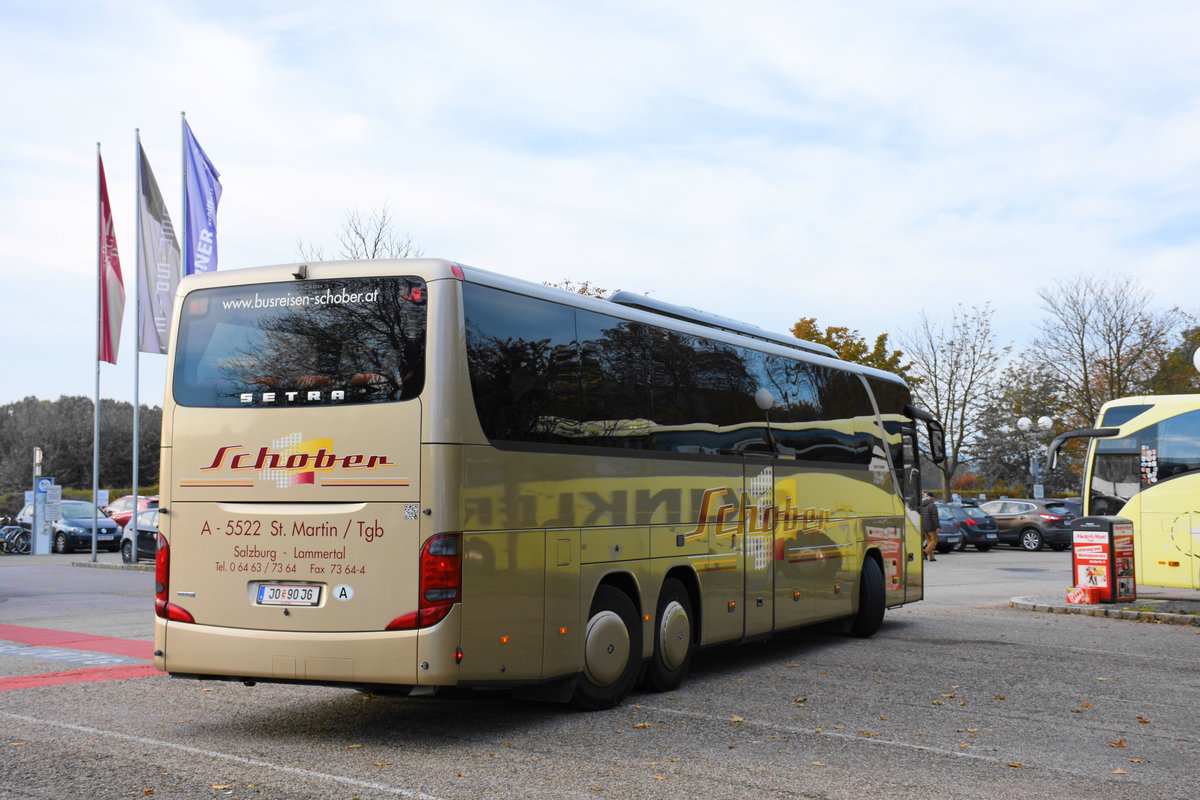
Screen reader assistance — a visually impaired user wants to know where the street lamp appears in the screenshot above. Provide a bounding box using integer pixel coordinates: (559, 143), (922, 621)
(1017, 416), (1053, 498)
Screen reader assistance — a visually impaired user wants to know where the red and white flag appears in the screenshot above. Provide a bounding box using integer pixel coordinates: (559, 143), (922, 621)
(98, 153), (125, 364)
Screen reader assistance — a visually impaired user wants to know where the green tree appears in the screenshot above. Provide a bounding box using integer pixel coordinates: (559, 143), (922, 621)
(0, 396), (161, 494)
(1145, 327), (1200, 394)
(970, 358), (1077, 496)
(791, 318), (910, 380)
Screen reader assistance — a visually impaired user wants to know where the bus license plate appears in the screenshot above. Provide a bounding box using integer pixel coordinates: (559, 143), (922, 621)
(257, 584), (321, 607)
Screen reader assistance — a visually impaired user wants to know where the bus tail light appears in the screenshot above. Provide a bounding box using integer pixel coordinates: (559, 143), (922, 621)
(154, 534), (195, 624)
(386, 533), (461, 631)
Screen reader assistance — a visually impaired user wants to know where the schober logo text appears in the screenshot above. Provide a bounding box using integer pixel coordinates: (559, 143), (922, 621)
(202, 445), (394, 472)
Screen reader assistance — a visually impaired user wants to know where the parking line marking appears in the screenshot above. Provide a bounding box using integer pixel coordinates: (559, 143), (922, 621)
(637, 703), (1004, 763)
(0, 623), (153, 660)
(0, 710), (451, 799)
(0, 664), (160, 691)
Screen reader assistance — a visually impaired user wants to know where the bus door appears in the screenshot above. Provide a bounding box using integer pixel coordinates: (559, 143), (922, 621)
(742, 456), (775, 637)
(1138, 502), (1200, 590)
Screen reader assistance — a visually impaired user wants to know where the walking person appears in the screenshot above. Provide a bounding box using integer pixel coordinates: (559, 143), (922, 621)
(919, 491), (939, 561)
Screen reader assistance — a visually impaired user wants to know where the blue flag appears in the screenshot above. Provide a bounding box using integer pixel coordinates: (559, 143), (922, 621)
(183, 120), (222, 275)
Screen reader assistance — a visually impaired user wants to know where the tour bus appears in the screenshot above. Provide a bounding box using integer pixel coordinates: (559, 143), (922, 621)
(155, 258), (944, 708)
(1050, 394), (1200, 590)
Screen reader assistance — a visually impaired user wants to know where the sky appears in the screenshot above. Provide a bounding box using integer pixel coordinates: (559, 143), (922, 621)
(2, 0), (1199, 408)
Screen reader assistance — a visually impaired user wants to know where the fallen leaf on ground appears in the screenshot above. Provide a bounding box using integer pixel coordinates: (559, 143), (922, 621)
(1137, 716), (1151, 724)
(1107, 738), (1126, 748)
(1112, 768), (1127, 775)
(730, 715), (744, 723)
(633, 723), (651, 729)
(1007, 762), (1023, 768)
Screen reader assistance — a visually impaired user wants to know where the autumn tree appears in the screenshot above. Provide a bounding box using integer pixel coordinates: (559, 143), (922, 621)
(297, 204), (422, 262)
(791, 318), (910, 380)
(901, 304), (1010, 499)
(1031, 274), (1182, 426)
(1145, 327), (1200, 395)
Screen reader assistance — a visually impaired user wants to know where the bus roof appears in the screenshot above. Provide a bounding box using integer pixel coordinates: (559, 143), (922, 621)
(174, 257), (909, 390)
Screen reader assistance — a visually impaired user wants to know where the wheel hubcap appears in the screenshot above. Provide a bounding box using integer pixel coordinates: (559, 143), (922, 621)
(583, 610), (629, 686)
(658, 600), (690, 671)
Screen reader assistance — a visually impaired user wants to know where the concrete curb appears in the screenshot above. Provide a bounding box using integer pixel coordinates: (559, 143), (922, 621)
(71, 560), (154, 572)
(1011, 596), (1200, 627)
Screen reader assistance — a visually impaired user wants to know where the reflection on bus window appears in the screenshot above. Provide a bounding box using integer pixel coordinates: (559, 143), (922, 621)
(173, 278), (427, 408)
(463, 282), (894, 464)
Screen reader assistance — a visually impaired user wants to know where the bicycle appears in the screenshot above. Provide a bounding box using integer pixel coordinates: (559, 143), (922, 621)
(1, 525), (30, 555)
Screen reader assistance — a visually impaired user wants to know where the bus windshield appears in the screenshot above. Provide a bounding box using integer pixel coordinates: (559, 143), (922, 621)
(1090, 407), (1200, 513)
(172, 276), (427, 408)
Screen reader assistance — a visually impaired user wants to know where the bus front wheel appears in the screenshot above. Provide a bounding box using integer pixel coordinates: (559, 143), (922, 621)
(572, 585), (642, 710)
(848, 557), (885, 638)
(644, 578), (694, 692)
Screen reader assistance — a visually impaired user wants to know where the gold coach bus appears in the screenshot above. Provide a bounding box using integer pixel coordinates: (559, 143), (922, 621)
(154, 259), (943, 708)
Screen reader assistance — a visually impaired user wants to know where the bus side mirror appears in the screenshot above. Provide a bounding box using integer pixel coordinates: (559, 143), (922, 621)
(927, 420), (946, 464)
(1046, 427), (1120, 471)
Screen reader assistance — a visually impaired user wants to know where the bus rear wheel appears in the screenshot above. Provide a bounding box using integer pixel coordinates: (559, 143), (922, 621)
(848, 557), (885, 638)
(572, 585), (642, 710)
(643, 578), (694, 692)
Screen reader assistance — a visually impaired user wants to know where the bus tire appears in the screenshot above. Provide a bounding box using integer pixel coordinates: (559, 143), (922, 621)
(572, 585), (642, 710)
(644, 578), (694, 692)
(848, 557), (885, 638)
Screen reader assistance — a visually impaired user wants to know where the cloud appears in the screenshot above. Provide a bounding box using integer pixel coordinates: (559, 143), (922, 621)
(1, 1), (1198, 406)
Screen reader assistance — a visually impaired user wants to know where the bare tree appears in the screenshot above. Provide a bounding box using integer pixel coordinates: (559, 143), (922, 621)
(901, 304), (1010, 498)
(1031, 274), (1180, 426)
(297, 204), (422, 262)
(544, 279), (610, 299)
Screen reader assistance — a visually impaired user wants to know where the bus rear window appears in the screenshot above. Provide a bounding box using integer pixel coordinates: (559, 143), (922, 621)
(172, 277), (426, 408)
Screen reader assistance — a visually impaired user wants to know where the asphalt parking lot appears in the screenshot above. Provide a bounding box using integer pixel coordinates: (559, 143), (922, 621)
(1, 546), (1198, 800)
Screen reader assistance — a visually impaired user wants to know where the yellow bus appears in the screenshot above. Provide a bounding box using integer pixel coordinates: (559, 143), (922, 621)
(1051, 394), (1200, 590)
(154, 259), (943, 708)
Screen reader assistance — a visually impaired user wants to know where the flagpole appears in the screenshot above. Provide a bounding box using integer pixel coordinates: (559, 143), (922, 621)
(132, 129), (142, 563)
(92, 143), (102, 563)
(181, 111), (187, 277)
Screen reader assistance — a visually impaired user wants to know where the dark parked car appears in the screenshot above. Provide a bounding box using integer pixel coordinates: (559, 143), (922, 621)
(978, 499), (1075, 551)
(934, 505), (965, 553)
(104, 494), (158, 529)
(121, 508), (159, 563)
(938, 502), (1000, 551)
(17, 500), (121, 553)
